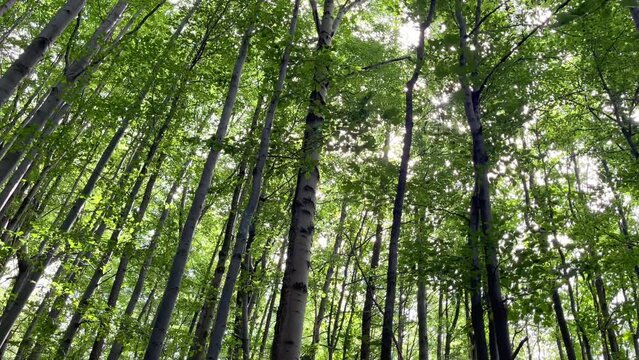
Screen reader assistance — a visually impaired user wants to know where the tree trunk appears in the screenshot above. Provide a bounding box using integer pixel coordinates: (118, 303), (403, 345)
(552, 290), (576, 360)
(269, 2), (339, 359)
(0, 0), (17, 17)
(418, 277), (429, 360)
(306, 200), (347, 360)
(89, 154), (166, 359)
(143, 17), (254, 359)
(0, 0), (127, 187)
(205, 3), (299, 359)
(381, 2), (435, 357)
(0, 0), (86, 107)
(595, 276), (620, 356)
(106, 157), (190, 360)
(188, 96), (264, 360)
(455, 1), (511, 357)
(360, 131), (390, 360)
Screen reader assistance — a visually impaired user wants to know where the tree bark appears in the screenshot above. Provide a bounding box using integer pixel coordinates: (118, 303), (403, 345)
(143, 17), (254, 359)
(0, 0), (17, 17)
(381, 2), (435, 358)
(106, 158), (190, 360)
(188, 94), (265, 360)
(269, 2), (339, 359)
(0, 0), (86, 107)
(205, 2), (299, 359)
(454, 1), (512, 357)
(0, 0), (126, 186)
(418, 276), (429, 360)
(631, 7), (639, 33)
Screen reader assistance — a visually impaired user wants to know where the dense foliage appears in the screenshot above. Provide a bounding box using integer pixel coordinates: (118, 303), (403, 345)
(0, 0), (638, 359)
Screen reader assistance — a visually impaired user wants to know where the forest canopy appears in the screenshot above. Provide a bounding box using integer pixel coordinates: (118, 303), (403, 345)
(0, 0), (638, 359)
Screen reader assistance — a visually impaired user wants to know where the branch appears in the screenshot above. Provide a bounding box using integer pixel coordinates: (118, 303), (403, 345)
(512, 336), (529, 359)
(477, 0), (572, 96)
(332, 0), (368, 34)
(309, 0), (320, 35)
(361, 55), (411, 71)
(468, 0), (507, 37)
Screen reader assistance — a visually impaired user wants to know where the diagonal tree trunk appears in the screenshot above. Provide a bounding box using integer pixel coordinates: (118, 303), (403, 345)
(142, 14), (256, 359)
(205, 2), (300, 359)
(0, 0), (86, 107)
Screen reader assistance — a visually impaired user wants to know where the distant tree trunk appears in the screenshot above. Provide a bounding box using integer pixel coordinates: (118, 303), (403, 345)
(255, 238), (287, 360)
(189, 96), (263, 360)
(106, 158), (190, 360)
(56, 113), (167, 358)
(381, 2), (435, 358)
(89, 154), (166, 359)
(360, 131), (390, 360)
(631, 7), (639, 33)
(595, 276), (620, 356)
(306, 200), (347, 360)
(143, 17), (254, 359)
(0, 0), (86, 107)
(445, 292), (460, 359)
(206, 4), (299, 358)
(437, 287), (444, 360)
(418, 275), (429, 360)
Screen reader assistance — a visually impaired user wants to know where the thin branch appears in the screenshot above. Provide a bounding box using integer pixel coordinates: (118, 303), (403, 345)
(361, 55), (411, 71)
(512, 336), (529, 359)
(477, 0), (572, 96)
(468, 0), (507, 36)
(332, 0), (368, 34)
(309, 0), (320, 35)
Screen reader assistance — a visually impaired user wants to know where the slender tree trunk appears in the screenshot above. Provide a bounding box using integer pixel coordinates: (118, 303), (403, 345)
(595, 276), (620, 356)
(0, 0), (86, 107)
(0, 0), (126, 186)
(306, 200), (347, 360)
(444, 293), (460, 359)
(381, 3), (435, 357)
(143, 17), (254, 359)
(106, 157), (189, 360)
(418, 274), (429, 360)
(188, 96), (263, 360)
(455, 1), (512, 357)
(56, 115), (166, 358)
(205, 3), (299, 359)
(631, 7), (639, 33)
(89, 154), (166, 360)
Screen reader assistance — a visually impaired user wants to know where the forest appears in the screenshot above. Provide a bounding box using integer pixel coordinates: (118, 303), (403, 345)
(0, 0), (638, 359)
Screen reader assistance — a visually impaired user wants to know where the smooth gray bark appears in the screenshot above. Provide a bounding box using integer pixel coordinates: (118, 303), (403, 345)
(0, 0), (86, 107)
(142, 18), (254, 360)
(0, 0), (127, 187)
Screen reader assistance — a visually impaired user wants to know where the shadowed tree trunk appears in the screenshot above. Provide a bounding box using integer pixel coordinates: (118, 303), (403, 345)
(381, 2), (435, 358)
